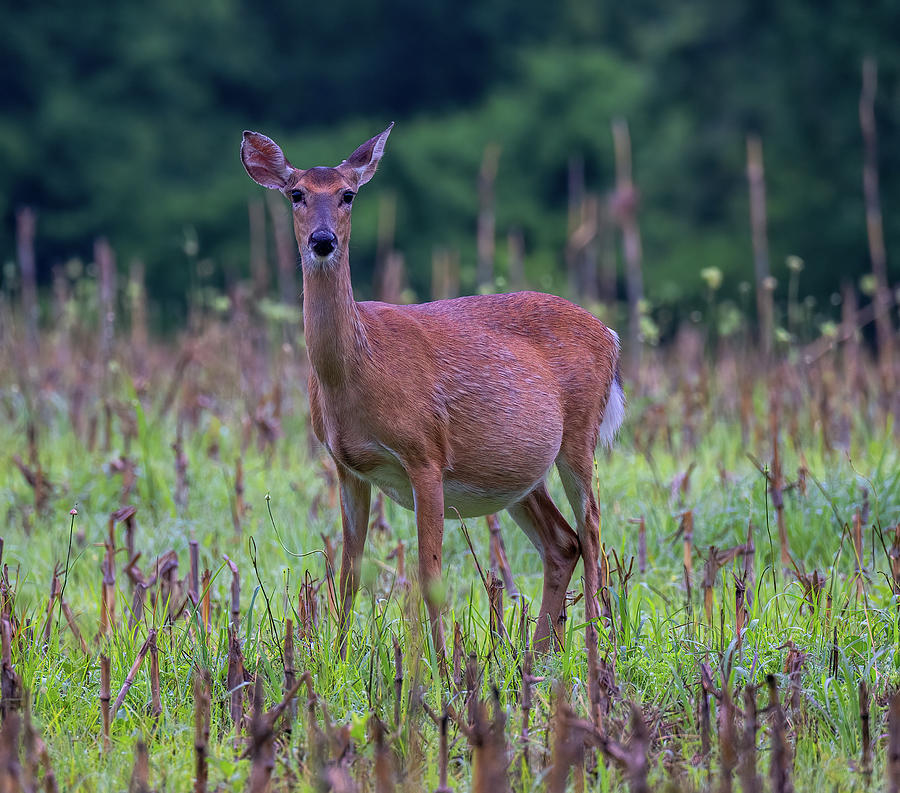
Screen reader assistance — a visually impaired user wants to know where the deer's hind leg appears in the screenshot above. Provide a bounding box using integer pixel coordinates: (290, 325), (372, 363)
(507, 482), (581, 652)
(557, 440), (603, 719)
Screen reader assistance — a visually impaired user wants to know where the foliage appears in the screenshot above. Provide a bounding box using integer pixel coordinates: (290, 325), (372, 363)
(0, 293), (898, 787)
(1, 1), (899, 320)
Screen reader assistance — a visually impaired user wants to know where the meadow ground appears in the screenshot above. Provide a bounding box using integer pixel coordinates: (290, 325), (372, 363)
(1, 309), (899, 791)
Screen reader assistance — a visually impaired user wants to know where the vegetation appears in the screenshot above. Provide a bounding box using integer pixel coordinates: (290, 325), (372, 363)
(2, 1), (899, 317)
(0, 262), (898, 790)
(2, 5), (899, 788)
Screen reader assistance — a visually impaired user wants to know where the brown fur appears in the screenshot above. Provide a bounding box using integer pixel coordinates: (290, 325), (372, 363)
(241, 126), (623, 658)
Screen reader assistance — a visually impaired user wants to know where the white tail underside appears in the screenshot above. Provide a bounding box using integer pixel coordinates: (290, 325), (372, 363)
(598, 376), (625, 448)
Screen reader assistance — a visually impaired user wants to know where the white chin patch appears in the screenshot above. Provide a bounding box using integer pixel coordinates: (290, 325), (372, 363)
(304, 249), (337, 268)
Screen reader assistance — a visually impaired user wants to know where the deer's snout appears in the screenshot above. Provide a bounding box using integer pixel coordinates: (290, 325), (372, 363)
(309, 229), (338, 257)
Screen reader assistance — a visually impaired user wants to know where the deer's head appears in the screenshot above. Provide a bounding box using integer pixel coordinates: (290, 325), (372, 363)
(241, 124), (393, 268)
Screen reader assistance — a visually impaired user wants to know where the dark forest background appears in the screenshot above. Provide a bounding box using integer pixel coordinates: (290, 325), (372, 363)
(1, 0), (898, 331)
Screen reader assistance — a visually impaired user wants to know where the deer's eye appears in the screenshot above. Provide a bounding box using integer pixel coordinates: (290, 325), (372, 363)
(290, 189), (305, 205)
(342, 191), (355, 205)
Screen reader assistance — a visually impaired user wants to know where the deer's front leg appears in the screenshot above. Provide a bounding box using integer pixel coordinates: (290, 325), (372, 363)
(336, 465), (371, 658)
(409, 467), (446, 660)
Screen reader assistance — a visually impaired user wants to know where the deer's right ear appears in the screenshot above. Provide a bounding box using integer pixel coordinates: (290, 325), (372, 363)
(241, 131), (294, 189)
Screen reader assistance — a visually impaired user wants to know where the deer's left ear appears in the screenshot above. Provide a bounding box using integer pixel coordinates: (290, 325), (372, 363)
(340, 123), (394, 187)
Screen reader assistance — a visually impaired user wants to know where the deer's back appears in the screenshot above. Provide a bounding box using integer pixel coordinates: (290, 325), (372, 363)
(363, 290), (619, 397)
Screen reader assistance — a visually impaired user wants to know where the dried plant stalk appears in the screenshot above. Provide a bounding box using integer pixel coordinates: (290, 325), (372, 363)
(111, 630), (156, 715)
(859, 680), (871, 778)
(100, 655), (111, 752)
(149, 631), (162, 719)
(888, 690), (900, 793)
(767, 675), (793, 793)
(194, 670), (210, 793)
(129, 739), (150, 793)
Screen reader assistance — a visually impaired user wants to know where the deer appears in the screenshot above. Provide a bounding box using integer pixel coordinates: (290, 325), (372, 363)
(241, 123), (625, 683)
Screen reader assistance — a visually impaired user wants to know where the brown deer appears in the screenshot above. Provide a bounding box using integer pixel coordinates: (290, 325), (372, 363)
(241, 123), (624, 667)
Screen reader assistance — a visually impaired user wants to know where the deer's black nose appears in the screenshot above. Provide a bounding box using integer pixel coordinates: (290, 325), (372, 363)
(309, 229), (337, 257)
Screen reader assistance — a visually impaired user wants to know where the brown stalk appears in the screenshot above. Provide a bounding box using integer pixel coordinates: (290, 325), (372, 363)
(699, 678), (711, 763)
(612, 118), (644, 373)
(465, 652), (479, 725)
(40, 568), (60, 646)
(734, 574), (747, 647)
(128, 582), (146, 631)
(830, 627), (839, 679)
(100, 654), (111, 752)
(59, 599), (88, 656)
(548, 686), (584, 793)
(245, 674), (305, 792)
(188, 540), (199, 606)
(719, 687), (737, 793)
(369, 491), (392, 536)
(227, 626), (246, 741)
(435, 712), (451, 793)
(767, 675), (793, 793)
(859, 681), (871, 779)
(452, 622), (463, 692)
(466, 690), (508, 793)
(247, 676), (273, 793)
(860, 57), (895, 391)
(770, 400), (791, 570)
(372, 717), (395, 793)
(320, 534), (339, 619)
(224, 554), (240, 631)
(173, 423), (189, 511)
(487, 514), (518, 597)
(737, 686), (760, 793)
(16, 207), (38, 361)
(0, 618), (21, 718)
(791, 566), (826, 616)
(200, 569), (211, 632)
(232, 458), (246, 534)
(24, 697), (58, 793)
(0, 710), (23, 792)
(476, 144), (501, 291)
(283, 618), (296, 734)
(194, 669), (211, 793)
(486, 571), (506, 645)
(584, 703), (650, 793)
(887, 690), (900, 793)
(782, 642), (806, 718)
(520, 649), (535, 772)
(128, 740), (150, 793)
(298, 572), (319, 642)
(702, 545), (745, 626)
(22, 696), (44, 792)
(852, 510), (865, 600)
(392, 634), (403, 730)
(746, 135), (774, 357)
(110, 506), (138, 568)
(681, 510), (694, 611)
(148, 631), (161, 719)
(386, 541), (408, 590)
(99, 537), (116, 639)
(12, 451), (52, 518)
(111, 630), (157, 715)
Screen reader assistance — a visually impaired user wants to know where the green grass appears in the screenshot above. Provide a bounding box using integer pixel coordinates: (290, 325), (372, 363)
(1, 344), (898, 791)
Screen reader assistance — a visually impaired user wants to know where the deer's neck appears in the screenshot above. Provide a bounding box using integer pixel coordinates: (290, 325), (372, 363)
(302, 254), (367, 387)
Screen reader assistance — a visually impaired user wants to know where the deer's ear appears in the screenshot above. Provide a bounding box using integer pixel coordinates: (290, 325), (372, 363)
(340, 123), (393, 187)
(241, 131), (294, 189)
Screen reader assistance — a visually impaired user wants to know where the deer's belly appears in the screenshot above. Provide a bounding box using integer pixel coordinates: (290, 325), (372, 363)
(348, 455), (540, 518)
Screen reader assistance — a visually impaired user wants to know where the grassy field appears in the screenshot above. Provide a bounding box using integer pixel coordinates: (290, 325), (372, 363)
(1, 304), (899, 791)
